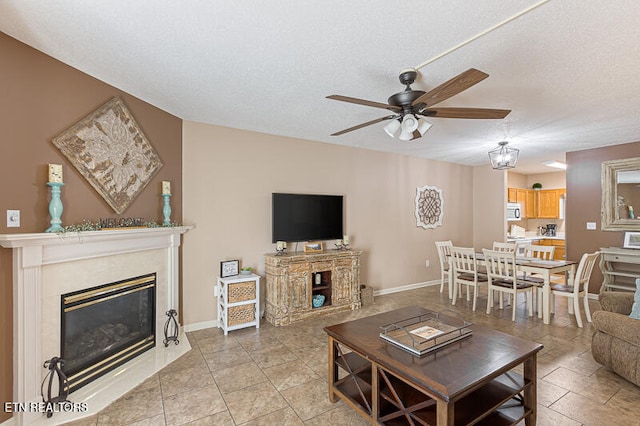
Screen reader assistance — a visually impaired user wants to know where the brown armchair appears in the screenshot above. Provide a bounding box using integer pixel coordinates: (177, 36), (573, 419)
(591, 292), (640, 386)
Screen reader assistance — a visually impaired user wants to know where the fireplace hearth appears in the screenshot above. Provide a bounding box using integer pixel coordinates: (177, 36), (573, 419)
(61, 273), (156, 393)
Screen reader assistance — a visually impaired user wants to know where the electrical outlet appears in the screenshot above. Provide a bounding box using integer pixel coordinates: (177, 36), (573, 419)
(7, 210), (20, 227)
(425, 259), (430, 267)
(586, 222), (596, 230)
(213, 285), (219, 297)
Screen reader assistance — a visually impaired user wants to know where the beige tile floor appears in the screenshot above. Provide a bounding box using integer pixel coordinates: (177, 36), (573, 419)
(70, 285), (640, 425)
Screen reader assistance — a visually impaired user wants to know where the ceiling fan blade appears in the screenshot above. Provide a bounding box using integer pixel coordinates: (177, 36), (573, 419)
(330, 115), (396, 136)
(421, 107), (511, 119)
(412, 68), (489, 108)
(327, 95), (402, 112)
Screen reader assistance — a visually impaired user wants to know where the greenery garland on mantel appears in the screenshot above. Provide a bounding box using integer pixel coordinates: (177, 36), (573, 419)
(57, 219), (182, 234)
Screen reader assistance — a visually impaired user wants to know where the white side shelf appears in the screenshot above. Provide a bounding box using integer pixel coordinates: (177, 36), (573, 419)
(217, 273), (261, 335)
(599, 247), (640, 292)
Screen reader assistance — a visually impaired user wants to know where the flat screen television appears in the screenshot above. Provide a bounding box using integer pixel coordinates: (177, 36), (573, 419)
(272, 193), (343, 243)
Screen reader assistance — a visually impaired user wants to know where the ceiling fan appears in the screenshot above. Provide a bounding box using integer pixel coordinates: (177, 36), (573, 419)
(326, 68), (511, 140)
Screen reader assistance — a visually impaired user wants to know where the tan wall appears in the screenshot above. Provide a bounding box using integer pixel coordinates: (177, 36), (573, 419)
(473, 166), (508, 249)
(181, 121), (475, 326)
(566, 141), (640, 292)
(527, 171), (566, 189)
(0, 32), (182, 419)
(508, 171), (566, 190)
(507, 171), (528, 188)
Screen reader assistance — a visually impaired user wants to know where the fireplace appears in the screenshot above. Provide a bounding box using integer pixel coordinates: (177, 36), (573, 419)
(0, 226), (192, 425)
(61, 273), (157, 393)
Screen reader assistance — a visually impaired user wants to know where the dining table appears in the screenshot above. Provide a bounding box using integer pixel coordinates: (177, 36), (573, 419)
(448, 252), (577, 325)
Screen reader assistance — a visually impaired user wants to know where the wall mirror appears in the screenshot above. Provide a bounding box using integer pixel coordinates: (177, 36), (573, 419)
(601, 156), (640, 230)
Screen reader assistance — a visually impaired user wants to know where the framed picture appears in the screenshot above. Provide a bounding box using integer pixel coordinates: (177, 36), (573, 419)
(623, 232), (640, 249)
(304, 242), (323, 253)
(220, 260), (239, 277)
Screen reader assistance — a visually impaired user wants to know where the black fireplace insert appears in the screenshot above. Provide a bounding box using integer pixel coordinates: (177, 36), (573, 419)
(60, 273), (156, 393)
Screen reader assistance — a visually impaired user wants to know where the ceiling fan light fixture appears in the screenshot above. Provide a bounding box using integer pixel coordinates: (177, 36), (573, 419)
(327, 68), (510, 139)
(398, 114), (420, 140)
(401, 114), (419, 132)
(488, 141), (519, 170)
(416, 118), (433, 136)
(398, 130), (414, 141)
(383, 118), (402, 138)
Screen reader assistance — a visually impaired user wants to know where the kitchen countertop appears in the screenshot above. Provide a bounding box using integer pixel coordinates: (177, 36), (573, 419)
(507, 234), (565, 241)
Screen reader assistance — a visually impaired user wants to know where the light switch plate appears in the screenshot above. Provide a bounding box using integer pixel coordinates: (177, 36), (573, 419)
(7, 210), (20, 227)
(586, 222), (596, 230)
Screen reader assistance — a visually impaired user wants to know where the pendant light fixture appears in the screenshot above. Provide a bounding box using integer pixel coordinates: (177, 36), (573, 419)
(488, 141), (519, 170)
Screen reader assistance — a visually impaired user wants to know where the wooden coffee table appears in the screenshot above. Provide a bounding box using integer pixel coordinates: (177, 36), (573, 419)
(324, 306), (543, 425)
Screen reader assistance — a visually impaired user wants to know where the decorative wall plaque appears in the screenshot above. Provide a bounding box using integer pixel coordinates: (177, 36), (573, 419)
(52, 97), (163, 214)
(415, 185), (443, 229)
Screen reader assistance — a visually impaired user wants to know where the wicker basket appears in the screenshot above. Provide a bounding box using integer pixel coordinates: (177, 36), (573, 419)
(228, 280), (256, 303)
(360, 285), (374, 305)
(228, 304), (255, 326)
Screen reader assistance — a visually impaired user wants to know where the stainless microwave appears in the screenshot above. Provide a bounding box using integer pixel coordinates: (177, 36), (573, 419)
(507, 202), (522, 221)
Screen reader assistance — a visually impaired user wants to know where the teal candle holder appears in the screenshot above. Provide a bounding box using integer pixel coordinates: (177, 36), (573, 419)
(162, 193), (172, 226)
(45, 182), (64, 233)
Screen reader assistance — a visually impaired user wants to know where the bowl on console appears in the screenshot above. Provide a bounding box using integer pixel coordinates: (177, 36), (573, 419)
(312, 294), (325, 308)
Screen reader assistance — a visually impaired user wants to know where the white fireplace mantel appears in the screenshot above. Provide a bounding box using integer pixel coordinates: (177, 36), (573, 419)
(0, 226), (193, 425)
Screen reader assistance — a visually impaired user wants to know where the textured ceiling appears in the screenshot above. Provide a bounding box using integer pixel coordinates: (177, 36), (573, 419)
(2, 1), (640, 174)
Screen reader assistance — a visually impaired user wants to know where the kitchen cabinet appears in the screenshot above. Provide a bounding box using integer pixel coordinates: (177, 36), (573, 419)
(507, 188), (565, 219)
(508, 188), (536, 219)
(524, 190), (537, 219)
(537, 189), (565, 218)
(533, 238), (566, 260)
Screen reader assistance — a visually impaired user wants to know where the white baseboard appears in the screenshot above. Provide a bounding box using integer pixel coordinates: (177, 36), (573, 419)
(182, 282), (596, 332)
(372, 280), (440, 296)
(183, 319), (219, 333)
(182, 282), (441, 332)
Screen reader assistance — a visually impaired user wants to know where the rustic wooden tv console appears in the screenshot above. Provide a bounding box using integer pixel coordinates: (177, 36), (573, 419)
(264, 249), (362, 326)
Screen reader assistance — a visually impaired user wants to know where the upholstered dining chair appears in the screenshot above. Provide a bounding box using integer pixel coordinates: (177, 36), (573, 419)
(435, 240), (453, 297)
(483, 249), (535, 321)
(450, 246), (487, 311)
(549, 251), (600, 327)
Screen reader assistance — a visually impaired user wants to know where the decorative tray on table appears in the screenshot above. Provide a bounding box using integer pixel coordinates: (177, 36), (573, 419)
(379, 310), (472, 357)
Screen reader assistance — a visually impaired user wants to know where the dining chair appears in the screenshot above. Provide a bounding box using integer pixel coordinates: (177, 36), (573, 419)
(450, 246), (488, 311)
(522, 244), (555, 260)
(492, 242), (517, 252)
(483, 248), (535, 321)
(491, 242), (518, 304)
(549, 251), (600, 327)
(518, 244), (557, 314)
(435, 240), (453, 297)
(520, 244), (556, 280)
